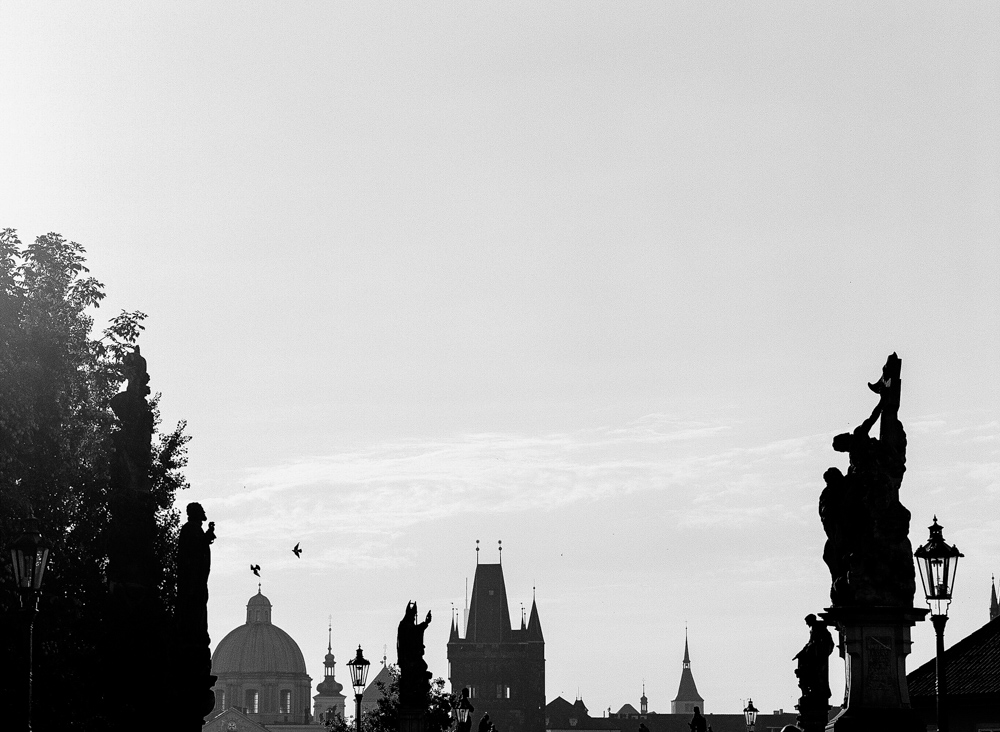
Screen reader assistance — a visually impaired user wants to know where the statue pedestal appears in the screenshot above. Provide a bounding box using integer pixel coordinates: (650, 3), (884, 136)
(821, 606), (927, 732)
(399, 707), (427, 732)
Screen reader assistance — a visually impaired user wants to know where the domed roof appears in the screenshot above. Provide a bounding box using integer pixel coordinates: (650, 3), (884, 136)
(212, 590), (308, 675)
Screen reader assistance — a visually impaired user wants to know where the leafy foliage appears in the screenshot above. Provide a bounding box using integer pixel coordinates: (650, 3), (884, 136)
(0, 229), (190, 731)
(362, 666), (458, 732)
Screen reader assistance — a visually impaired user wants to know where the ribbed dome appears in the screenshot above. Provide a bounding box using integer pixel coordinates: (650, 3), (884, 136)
(212, 590), (307, 674)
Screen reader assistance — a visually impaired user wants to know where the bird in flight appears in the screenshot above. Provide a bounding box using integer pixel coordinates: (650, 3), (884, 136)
(292, 543), (302, 558)
(250, 564), (261, 577)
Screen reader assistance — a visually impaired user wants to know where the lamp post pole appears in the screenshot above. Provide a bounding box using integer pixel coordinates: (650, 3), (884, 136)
(347, 645), (370, 732)
(915, 516), (963, 732)
(9, 516), (52, 732)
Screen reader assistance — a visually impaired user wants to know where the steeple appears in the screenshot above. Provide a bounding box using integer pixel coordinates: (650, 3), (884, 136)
(671, 630), (704, 714)
(526, 594), (543, 641)
(640, 681), (648, 715)
(314, 617), (346, 721)
(991, 575), (999, 621)
(450, 610), (460, 642)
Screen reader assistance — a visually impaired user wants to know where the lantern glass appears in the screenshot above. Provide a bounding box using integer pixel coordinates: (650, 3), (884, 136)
(347, 646), (370, 696)
(10, 520), (51, 591)
(457, 707), (470, 724)
(914, 517), (963, 617)
(744, 699), (758, 727)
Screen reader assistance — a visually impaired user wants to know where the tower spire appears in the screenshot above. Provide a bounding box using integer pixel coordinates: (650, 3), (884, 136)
(991, 575), (999, 621)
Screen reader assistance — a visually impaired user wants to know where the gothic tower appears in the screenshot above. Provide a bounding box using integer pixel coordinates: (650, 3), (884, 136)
(670, 632), (704, 715)
(991, 576), (999, 621)
(448, 556), (545, 732)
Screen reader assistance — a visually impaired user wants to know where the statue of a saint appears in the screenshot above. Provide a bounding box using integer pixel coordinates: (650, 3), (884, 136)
(397, 601), (432, 709)
(820, 354), (915, 607)
(177, 502), (215, 644)
(794, 614), (834, 701)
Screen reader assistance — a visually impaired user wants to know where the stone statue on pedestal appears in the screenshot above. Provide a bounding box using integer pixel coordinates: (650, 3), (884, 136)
(816, 354), (927, 732)
(397, 601), (433, 710)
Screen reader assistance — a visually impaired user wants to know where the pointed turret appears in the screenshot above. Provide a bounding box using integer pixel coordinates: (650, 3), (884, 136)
(314, 619), (346, 722)
(450, 611), (460, 642)
(526, 596), (544, 641)
(991, 576), (999, 621)
(670, 632), (704, 714)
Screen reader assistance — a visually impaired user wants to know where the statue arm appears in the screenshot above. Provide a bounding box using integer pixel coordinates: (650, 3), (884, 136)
(857, 402), (882, 436)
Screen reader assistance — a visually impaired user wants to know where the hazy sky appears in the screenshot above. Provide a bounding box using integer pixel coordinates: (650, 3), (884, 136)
(3, 1), (999, 716)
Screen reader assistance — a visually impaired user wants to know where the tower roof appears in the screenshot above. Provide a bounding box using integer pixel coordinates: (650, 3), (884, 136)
(991, 576), (998, 621)
(672, 635), (704, 704)
(465, 563), (512, 643)
(526, 597), (543, 641)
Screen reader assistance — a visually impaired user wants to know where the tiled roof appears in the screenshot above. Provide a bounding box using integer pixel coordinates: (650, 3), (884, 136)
(908, 615), (1000, 696)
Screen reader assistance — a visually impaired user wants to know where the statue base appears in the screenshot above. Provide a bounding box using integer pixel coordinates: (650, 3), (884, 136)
(795, 697), (830, 732)
(399, 707), (427, 732)
(820, 606), (927, 732)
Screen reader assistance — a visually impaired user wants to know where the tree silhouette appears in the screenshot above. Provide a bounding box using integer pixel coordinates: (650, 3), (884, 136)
(0, 229), (190, 731)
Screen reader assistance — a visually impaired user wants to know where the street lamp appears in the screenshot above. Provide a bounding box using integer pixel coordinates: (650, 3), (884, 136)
(9, 515), (52, 732)
(915, 516), (963, 732)
(456, 687), (474, 732)
(743, 698), (758, 732)
(347, 645), (370, 732)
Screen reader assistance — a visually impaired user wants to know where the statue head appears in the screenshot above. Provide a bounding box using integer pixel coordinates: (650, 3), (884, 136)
(832, 432), (852, 453)
(186, 502), (207, 523)
(405, 601), (417, 619)
(805, 613), (817, 626)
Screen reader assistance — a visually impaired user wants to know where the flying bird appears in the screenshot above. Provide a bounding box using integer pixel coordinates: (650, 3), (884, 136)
(292, 543), (302, 558)
(250, 564), (261, 576)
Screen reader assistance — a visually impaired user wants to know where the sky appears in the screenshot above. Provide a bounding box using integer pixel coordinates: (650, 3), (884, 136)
(2, 1), (999, 717)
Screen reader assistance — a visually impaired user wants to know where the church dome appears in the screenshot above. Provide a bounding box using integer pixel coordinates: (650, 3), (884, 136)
(212, 590), (308, 675)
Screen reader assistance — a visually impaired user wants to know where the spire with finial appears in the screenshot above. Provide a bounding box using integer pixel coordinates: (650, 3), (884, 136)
(672, 626), (704, 713)
(476, 539), (480, 565)
(499, 539), (502, 564)
(640, 680), (648, 715)
(991, 575), (999, 621)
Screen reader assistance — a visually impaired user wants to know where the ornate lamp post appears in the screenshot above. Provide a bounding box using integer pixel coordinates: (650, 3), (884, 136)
(347, 645), (370, 732)
(9, 516), (52, 732)
(915, 517), (963, 732)
(743, 698), (758, 732)
(456, 687), (474, 731)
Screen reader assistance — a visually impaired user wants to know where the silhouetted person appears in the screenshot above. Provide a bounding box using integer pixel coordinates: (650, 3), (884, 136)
(478, 713), (491, 732)
(689, 706), (707, 732)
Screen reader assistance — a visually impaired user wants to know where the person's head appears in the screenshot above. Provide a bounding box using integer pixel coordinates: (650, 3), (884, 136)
(805, 613), (818, 626)
(405, 601), (417, 619)
(693, 706), (702, 717)
(186, 502), (206, 523)
(823, 467), (844, 486)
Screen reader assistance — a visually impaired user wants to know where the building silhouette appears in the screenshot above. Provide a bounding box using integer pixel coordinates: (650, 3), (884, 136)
(210, 589), (313, 725)
(313, 621), (347, 723)
(669, 633), (704, 715)
(448, 560), (545, 732)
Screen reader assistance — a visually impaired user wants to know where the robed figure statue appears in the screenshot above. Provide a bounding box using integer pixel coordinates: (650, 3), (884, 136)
(397, 601), (433, 709)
